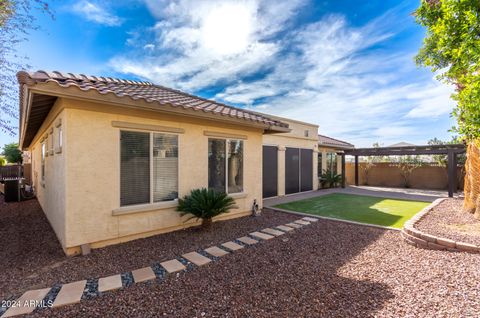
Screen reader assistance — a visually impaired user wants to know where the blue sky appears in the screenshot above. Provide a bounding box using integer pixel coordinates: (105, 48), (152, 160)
(1, 0), (457, 148)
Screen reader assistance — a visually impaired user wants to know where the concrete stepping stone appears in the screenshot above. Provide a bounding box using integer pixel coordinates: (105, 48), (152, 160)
(98, 274), (122, 292)
(276, 225), (294, 232)
(160, 259), (186, 273)
(237, 236), (258, 245)
(294, 219), (311, 225)
(182, 251), (212, 266)
(261, 228), (285, 236)
(286, 222), (302, 229)
(132, 267), (156, 283)
(205, 246), (229, 257)
(250, 231), (275, 240)
(52, 280), (86, 308)
(221, 241), (244, 251)
(3, 287), (51, 317)
(302, 217), (319, 222)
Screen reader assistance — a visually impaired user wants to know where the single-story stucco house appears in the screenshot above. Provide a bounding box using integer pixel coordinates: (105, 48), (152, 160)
(17, 71), (353, 255)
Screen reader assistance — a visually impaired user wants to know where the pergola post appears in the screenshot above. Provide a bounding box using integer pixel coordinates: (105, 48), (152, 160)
(354, 155), (359, 186)
(341, 154), (346, 188)
(447, 149), (457, 198)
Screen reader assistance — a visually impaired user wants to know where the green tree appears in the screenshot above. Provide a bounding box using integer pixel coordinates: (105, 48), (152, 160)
(2, 142), (22, 163)
(415, 0), (480, 140)
(0, 156), (6, 166)
(392, 156), (425, 188)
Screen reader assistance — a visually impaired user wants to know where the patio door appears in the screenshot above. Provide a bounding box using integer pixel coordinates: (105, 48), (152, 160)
(262, 146), (278, 198)
(285, 147), (313, 194)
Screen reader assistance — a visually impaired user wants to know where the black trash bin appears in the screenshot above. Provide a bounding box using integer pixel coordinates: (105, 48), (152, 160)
(4, 180), (20, 202)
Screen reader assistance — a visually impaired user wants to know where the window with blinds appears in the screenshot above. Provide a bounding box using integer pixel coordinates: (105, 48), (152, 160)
(153, 133), (178, 202)
(120, 130), (179, 207)
(208, 138), (243, 194)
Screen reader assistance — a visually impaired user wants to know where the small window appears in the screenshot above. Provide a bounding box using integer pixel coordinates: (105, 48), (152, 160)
(120, 130), (178, 207)
(41, 142), (46, 185)
(49, 130), (54, 155)
(57, 125), (63, 151)
(304, 130), (309, 137)
(208, 138), (243, 194)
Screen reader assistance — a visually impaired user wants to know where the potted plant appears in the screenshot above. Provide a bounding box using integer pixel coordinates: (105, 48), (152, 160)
(177, 188), (237, 230)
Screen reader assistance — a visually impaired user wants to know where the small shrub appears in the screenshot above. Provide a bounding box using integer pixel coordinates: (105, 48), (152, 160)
(177, 188), (237, 229)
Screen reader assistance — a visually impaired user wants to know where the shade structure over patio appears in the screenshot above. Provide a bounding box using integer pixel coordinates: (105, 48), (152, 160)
(344, 144), (466, 197)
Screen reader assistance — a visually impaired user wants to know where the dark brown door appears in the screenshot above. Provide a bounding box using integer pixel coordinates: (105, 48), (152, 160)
(285, 147), (300, 194)
(300, 149), (313, 192)
(262, 146), (278, 198)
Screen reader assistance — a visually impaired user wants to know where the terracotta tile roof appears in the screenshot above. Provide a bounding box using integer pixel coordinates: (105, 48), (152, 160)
(318, 134), (354, 149)
(17, 70), (289, 130)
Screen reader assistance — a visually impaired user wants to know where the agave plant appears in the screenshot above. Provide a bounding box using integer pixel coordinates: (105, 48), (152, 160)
(177, 188), (237, 229)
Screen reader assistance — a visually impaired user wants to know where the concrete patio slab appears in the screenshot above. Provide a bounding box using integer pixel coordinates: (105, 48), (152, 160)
(98, 274), (122, 292)
(237, 236), (258, 245)
(276, 225), (294, 232)
(52, 280), (86, 308)
(261, 228), (285, 236)
(132, 267), (156, 283)
(2, 288), (51, 317)
(160, 259), (186, 273)
(182, 252), (212, 266)
(250, 231), (275, 240)
(221, 241), (244, 251)
(204, 246), (229, 257)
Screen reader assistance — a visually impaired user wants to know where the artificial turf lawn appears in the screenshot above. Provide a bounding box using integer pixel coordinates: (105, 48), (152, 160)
(274, 193), (431, 229)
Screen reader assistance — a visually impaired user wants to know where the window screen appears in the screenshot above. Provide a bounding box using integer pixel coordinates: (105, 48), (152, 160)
(208, 139), (226, 192)
(120, 131), (150, 206)
(153, 133), (178, 202)
(228, 140), (243, 193)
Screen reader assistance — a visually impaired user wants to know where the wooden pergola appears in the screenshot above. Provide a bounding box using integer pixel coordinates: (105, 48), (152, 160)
(340, 144), (466, 197)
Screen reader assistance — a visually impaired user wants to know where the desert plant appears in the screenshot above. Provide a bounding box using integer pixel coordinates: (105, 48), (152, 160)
(320, 169), (342, 188)
(177, 188), (237, 229)
(391, 156), (424, 188)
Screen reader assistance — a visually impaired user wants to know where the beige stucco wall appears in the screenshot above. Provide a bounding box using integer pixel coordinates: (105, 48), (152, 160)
(57, 98), (263, 254)
(29, 99), (67, 249)
(262, 117), (319, 196)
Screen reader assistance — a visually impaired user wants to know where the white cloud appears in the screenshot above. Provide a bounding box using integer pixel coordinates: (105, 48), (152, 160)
(72, 1), (122, 26)
(111, 1), (455, 147)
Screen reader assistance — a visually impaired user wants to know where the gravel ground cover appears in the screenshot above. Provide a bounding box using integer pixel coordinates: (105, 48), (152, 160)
(417, 198), (480, 246)
(27, 216), (480, 318)
(0, 195), (297, 300)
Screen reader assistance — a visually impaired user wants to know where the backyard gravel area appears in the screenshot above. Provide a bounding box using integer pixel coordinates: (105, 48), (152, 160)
(0, 196), (297, 300)
(417, 198), (480, 246)
(3, 195), (480, 317)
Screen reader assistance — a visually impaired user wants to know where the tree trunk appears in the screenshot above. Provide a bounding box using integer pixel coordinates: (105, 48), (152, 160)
(463, 140), (480, 219)
(201, 218), (213, 230)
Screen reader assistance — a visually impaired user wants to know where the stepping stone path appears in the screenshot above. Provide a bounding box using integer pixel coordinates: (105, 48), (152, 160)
(52, 280), (86, 308)
(204, 246), (229, 257)
(237, 236), (258, 245)
(294, 220), (311, 226)
(2, 288), (51, 317)
(98, 275), (122, 293)
(286, 222), (303, 229)
(222, 241), (244, 251)
(250, 231), (275, 240)
(132, 267), (156, 283)
(160, 259), (186, 273)
(182, 252), (211, 266)
(276, 225), (294, 232)
(261, 228), (285, 236)
(0, 219), (316, 317)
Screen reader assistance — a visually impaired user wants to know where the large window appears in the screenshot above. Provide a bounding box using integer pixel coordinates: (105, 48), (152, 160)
(326, 152), (337, 175)
(208, 139), (243, 194)
(120, 131), (178, 207)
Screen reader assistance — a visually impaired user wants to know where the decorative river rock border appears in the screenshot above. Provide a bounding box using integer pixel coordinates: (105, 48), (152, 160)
(401, 198), (480, 253)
